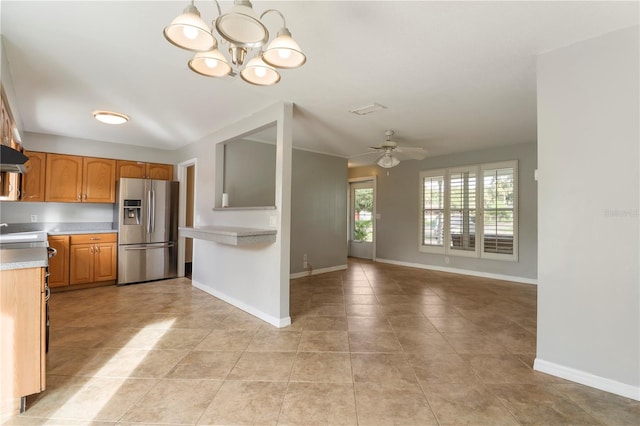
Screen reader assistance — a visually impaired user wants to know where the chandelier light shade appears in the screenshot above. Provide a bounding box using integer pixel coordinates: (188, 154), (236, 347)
(163, 4), (216, 52)
(164, 0), (305, 85)
(262, 27), (306, 69)
(189, 48), (232, 77)
(240, 54), (281, 86)
(215, 1), (269, 48)
(377, 153), (401, 168)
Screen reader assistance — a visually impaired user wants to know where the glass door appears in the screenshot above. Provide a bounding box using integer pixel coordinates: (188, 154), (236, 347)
(349, 180), (375, 260)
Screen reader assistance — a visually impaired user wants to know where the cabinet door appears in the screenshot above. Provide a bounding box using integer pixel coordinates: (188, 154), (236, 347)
(117, 160), (146, 179)
(147, 163), (173, 180)
(83, 157), (116, 203)
(1, 92), (12, 147)
(0, 171), (21, 201)
(94, 242), (117, 282)
(0, 267), (45, 401)
(21, 151), (46, 202)
(48, 236), (69, 288)
(69, 244), (94, 285)
(45, 154), (83, 202)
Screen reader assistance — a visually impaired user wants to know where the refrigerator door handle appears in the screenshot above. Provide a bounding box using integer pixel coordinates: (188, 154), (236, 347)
(150, 189), (156, 233)
(124, 242), (174, 250)
(146, 189), (152, 234)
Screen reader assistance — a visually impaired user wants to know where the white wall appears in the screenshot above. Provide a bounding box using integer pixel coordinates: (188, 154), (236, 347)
(175, 102), (293, 327)
(350, 142), (537, 282)
(535, 26), (639, 400)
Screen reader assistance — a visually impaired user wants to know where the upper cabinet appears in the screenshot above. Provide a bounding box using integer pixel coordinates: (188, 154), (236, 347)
(21, 151), (46, 202)
(147, 163), (173, 180)
(0, 86), (23, 201)
(117, 161), (173, 181)
(83, 157), (117, 203)
(45, 154), (116, 203)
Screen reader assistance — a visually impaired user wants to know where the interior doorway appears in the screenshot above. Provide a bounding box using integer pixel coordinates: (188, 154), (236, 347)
(184, 164), (195, 279)
(349, 178), (376, 260)
(177, 158), (196, 279)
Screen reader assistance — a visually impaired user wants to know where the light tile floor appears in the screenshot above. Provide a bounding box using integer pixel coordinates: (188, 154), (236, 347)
(3, 258), (639, 425)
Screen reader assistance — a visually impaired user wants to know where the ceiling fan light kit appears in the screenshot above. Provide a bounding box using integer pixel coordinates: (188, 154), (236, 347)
(164, 0), (306, 86)
(377, 153), (401, 168)
(349, 130), (428, 169)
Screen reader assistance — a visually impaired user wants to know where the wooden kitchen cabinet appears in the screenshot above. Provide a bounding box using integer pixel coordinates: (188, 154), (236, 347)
(69, 233), (117, 285)
(83, 157), (117, 203)
(48, 235), (70, 288)
(21, 151), (46, 202)
(45, 154), (116, 203)
(147, 163), (173, 180)
(116, 160), (146, 179)
(117, 160), (173, 180)
(45, 154), (83, 202)
(0, 267), (46, 415)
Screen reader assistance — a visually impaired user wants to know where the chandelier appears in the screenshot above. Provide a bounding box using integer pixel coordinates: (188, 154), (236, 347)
(164, 0), (306, 86)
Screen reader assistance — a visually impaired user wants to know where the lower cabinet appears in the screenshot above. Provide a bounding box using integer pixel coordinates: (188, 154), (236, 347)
(70, 233), (117, 285)
(0, 267), (46, 415)
(48, 233), (117, 288)
(48, 236), (69, 288)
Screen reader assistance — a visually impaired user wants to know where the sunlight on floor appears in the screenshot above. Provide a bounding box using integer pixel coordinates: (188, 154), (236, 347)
(48, 318), (176, 421)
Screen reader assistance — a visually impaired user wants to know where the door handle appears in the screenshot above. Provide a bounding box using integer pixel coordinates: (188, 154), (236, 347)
(124, 244), (172, 250)
(150, 190), (156, 233)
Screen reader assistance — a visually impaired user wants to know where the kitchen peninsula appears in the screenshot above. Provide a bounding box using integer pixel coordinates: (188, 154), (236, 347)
(0, 234), (49, 416)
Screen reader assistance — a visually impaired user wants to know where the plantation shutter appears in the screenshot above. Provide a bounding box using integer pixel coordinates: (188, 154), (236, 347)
(483, 165), (515, 255)
(449, 169), (476, 252)
(422, 174), (445, 247)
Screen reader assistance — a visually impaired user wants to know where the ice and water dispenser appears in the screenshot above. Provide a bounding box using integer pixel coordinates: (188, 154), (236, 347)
(123, 199), (141, 225)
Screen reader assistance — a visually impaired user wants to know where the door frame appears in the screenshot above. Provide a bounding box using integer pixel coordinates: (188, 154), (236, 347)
(177, 158), (197, 277)
(348, 176), (377, 261)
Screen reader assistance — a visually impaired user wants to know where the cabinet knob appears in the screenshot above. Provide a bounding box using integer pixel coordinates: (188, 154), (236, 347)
(77, 194), (81, 200)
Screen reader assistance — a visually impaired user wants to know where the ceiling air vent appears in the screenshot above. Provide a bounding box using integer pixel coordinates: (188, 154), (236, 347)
(349, 102), (387, 116)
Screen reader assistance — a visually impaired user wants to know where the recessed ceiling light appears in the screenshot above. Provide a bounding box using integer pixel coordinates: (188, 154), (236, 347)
(349, 102), (387, 116)
(93, 110), (129, 125)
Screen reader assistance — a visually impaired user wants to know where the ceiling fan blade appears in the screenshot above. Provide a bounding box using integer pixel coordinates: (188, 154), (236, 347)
(395, 147), (428, 160)
(347, 150), (381, 159)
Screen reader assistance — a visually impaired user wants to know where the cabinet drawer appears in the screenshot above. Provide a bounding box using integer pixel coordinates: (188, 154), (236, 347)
(70, 233), (117, 245)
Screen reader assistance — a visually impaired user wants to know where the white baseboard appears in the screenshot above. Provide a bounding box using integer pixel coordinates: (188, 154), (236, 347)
(290, 264), (348, 280)
(534, 358), (640, 401)
(375, 258), (538, 285)
(191, 280), (291, 328)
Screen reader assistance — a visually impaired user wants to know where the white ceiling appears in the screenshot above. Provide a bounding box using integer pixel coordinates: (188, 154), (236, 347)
(1, 1), (638, 166)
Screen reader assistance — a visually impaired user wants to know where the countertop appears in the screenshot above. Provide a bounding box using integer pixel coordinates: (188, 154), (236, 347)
(47, 229), (117, 236)
(0, 243), (48, 271)
(179, 225), (277, 246)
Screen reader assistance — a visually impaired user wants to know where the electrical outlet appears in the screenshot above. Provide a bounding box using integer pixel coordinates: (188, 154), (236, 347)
(303, 254), (308, 269)
(30, 215), (37, 223)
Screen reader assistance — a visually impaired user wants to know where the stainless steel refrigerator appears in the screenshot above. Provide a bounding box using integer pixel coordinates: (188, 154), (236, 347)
(115, 178), (179, 285)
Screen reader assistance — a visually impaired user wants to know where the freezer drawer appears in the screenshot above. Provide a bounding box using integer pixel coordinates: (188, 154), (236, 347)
(118, 242), (177, 285)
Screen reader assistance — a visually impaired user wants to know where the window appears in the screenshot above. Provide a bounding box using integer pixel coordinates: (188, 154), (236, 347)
(419, 161), (518, 261)
(482, 163), (516, 259)
(449, 167), (477, 256)
(420, 171), (445, 248)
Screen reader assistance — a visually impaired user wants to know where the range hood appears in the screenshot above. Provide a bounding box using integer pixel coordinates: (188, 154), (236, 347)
(0, 145), (28, 173)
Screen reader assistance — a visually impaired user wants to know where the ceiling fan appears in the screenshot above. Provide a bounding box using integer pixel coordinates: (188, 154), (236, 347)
(349, 130), (428, 168)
